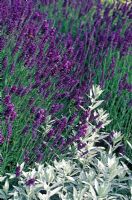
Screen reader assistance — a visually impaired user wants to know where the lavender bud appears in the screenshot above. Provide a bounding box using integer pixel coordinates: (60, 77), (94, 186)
(7, 123), (12, 142)
(0, 130), (5, 144)
(15, 166), (21, 177)
(4, 95), (11, 105)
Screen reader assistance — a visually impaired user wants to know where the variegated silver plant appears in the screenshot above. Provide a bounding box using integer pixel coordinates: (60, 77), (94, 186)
(0, 85), (131, 200)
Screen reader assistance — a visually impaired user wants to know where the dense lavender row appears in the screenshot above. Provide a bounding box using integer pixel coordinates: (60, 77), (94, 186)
(0, 0), (95, 173)
(0, 0), (131, 175)
(40, 1), (132, 101)
(39, 0), (132, 153)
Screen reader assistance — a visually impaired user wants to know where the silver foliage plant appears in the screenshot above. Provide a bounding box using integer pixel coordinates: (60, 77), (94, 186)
(0, 85), (131, 200)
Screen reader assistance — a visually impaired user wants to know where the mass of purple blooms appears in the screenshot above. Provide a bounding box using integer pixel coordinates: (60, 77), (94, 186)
(0, 0), (131, 174)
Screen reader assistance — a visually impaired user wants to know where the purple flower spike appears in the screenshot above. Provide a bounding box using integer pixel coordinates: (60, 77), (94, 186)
(10, 111), (17, 121)
(24, 150), (30, 163)
(32, 11), (42, 22)
(15, 166), (21, 177)
(65, 137), (75, 146)
(10, 63), (15, 74)
(34, 108), (46, 126)
(7, 123), (12, 142)
(22, 125), (29, 135)
(58, 117), (67, 132)
(10, 85), (17, 93)
(4, 95), (11, 105)
(0, 130), (5, 144)
(32, 128), (37, 139)
(68, 113), (77, 125)
(50, 103), (64, 114)
(36, 152), (43, 162)
(75, 124), (88, 139)
(47, 129), (55, 138)
(2, 56), (8, 70)
(28, 97), (35, 106)
(0, 37), (5, 52)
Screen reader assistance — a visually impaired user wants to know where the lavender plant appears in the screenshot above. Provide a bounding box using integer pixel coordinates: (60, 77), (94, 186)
(38, 0), (132, 156)
(0, 0), (131, 177)
(0, 1), (107, 174)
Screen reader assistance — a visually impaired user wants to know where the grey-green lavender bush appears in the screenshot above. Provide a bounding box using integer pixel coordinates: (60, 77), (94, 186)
(0, 85), (131, 200)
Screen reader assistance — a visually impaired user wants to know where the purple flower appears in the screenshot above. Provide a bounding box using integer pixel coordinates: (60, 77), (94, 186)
(30, 106), (37, 114)
(58, 137), (65, 150)
(25, 178), (36, 186)
(83, 109), (91, 119)
(75, 124), (88, 140)
(2, 56), (8, 70)
(10, 86), (17, 93)
(10, 111), (17, 121)
(36, 151), (43, 162)
(34, 109), (46, 124)
(65, 137), (74, 146)
(10, 63), (15, 74)
(106, 131), (115, 145)
(52, 134), (62, 147)
(26, 43), (36, 56)
(15, 86), (24, 96)
(50, 103), (64, 114)
(125, 83), (132, 92)
(32, 11), (42, 22)
(39, 81), (51, 94)
(7, 123), (12, 142)
(0, 130), (5, 144)
(68, 113), (77, 125)
(63, 60), (72, 72)
(32, 128), (37, 139)
(24, 150), (30, 163)
(47, 129), (55, 138)
(96, 121), (103, 129)
(6, 103), (15, 112)
(4, 95), (11, 105)
(77, 141), (86, 150)
(41, 19), (49, 32)
(28, 98), (35, 106)
(0, 37), (5, 51)
(4, 102), (17, 121)
(22, 125), (30, 135)
(58, 117), (67, 132)
(15, 166), (21, 177)
(4, 87), (9, 94)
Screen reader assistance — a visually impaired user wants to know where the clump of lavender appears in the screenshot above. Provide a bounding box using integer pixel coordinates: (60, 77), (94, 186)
(0, 0), (96, 174)
(39, 0), (132, 155)
(0, 0), (131, 175)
